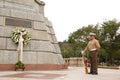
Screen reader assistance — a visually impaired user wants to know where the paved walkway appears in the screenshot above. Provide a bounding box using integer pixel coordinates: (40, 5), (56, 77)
(0, 67), (120, 80)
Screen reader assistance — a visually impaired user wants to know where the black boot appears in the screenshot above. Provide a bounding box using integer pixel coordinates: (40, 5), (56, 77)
(88, 72), (92, 74)
(92, 73), (98, 75)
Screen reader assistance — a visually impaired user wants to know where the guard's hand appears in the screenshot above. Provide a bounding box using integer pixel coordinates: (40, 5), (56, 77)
(81, 51), (85, 56)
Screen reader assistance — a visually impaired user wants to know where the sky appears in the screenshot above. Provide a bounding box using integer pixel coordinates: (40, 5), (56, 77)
(43, 0), (120, 42)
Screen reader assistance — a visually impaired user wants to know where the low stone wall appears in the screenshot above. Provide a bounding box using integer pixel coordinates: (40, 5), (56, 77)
(99, 66), (120, 70)
(64, 57), (83, 67)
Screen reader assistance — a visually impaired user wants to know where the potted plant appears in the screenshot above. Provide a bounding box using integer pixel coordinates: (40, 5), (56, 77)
(15, 61), (25, 71)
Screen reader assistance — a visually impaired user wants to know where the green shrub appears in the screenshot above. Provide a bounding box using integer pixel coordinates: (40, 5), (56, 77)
(15, 61), (24, 67)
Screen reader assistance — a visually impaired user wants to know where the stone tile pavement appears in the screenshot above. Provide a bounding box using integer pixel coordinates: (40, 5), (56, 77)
(0, 67), (119, 80)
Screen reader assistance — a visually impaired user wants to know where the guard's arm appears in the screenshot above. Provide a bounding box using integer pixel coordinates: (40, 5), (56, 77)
(95, 40), (100, 51)
(83, 42), (89, 55)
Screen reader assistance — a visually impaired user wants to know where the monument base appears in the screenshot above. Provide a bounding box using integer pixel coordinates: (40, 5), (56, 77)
(0, 64), (68, 71)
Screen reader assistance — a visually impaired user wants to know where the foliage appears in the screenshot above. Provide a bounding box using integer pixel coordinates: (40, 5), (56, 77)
(11, 28), (32, 47)
(68, 24), (100, 43)
(101, 19), (120, 65)
(59, 19), (120, 66)
(101, 19), (120, 41)
(15, 61), (24, 67)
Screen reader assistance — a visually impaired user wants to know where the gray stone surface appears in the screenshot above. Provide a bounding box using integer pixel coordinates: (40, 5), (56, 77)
(4, 1), (35, 12)
(37, 52), (58, 64)
(40, 52), (54, 64)
(46, 53), (65, 64)
(23, 44), (31, 51)
(49, 27), (55, 35)
(0, 26), (5, 37)
(46, 26), (51, 34)
(27, 12), (45, 21)
(37, 52), (45, 64)
(6, 38), (30, 51)
(11, 9), (27, 19)
(56, 54), (65, 64)
(45, 18), (53, 27)
(0, 50), (18, 64)
(0, 51), (9, 64)
(34, 1), (44, 14)
(0, 0), (64, 66)
(30, 40), (54, 52)
(7, 51), (18, 64)
(51, 54), (60, 64)
(0, 50), (4, 63)
(52, 35), (58, 43)
(6, 38), (17, 50)
(0, 0), (4, 8)
(0, 26), (14, 37)
(5, 0), (34, 5)
(4, 27), (14, 37)
(53, 44), (61, 54)
(47, 34), (58, 44)
(51, 44), (57, 53)
(23, 52), (37, 64)
(0, 38), (6, 49)
(0, 8), (11, 16)
(48, 34), (53, 43)
(30, 30), (49, 40)
(27, 12), (36, 20)
(0, 16), (4, 26)
(34, 21), (46, 31)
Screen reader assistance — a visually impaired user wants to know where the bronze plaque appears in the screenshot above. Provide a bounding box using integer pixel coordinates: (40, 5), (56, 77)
(5, 18), (32, 28)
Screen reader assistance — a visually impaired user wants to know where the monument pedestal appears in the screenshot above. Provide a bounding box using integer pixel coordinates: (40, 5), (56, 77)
(0, 64), (67, 71)
(0, 0), (67, 71)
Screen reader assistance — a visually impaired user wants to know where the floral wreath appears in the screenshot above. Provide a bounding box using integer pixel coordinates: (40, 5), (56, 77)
(11, 28), (32, 47)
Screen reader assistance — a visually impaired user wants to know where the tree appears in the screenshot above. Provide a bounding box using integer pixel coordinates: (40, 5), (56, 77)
(68, 24), (100, 43)
(67, 25), (101, 57)
(59, 19), (120, 66)
(101, 19), (120, 65)
(59, 41), (74, 58)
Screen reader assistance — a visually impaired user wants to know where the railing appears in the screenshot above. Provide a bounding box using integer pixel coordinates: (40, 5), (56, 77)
(64, 57), (84, 67)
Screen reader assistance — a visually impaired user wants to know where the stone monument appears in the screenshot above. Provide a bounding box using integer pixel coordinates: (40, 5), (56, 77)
(0, 0), (67, 70)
